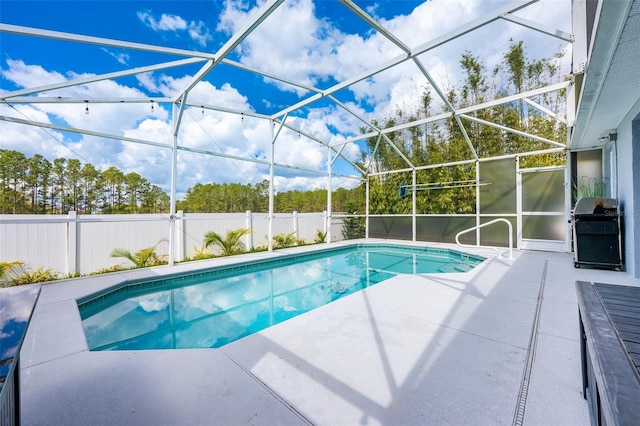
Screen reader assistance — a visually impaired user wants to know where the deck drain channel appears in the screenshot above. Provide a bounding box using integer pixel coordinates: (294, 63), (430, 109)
(221, 348), (315, 425)
(512, 260), (548, 426)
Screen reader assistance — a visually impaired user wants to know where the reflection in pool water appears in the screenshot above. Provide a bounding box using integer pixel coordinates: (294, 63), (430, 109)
(79, 245), (483, 351)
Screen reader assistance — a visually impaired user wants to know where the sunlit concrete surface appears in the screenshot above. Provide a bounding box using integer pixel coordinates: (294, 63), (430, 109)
(19, 240), (640, 425)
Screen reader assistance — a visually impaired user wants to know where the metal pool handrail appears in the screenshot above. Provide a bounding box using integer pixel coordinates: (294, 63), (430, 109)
(455, 218), (513, 259)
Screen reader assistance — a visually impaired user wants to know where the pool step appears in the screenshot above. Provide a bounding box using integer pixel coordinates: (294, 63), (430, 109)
(438, 262), (476, 273)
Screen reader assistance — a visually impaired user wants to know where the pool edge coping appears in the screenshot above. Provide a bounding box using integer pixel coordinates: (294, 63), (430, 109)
(21, 239), (508, 369)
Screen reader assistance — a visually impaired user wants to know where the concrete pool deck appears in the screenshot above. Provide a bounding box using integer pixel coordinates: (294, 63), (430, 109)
(19, 240), (640, 425)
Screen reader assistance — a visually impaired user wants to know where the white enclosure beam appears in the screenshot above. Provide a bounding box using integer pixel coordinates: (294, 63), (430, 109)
(409, 0), (538, 56)
(332, 81), (568, 147)
(1, 58), (206, 99)
(523, 98), (567, 124)
(456, 81), (570, 116)
(4, 97), (172, 104)
(168, 104), (179, 266)
(332, 112), (452, 147)
(0, 115), (172, 149)
(459, 113), (566, 148)
(174, 0), (284, 102)
(327, 145), (333, 244)
(339, 0), (412, 54)
(222, 59), (323, 95)
(0, 23), (217, 59)
(365, 178), (370, 239)
(1, 114), (361, 179)
(366, 134), (384, 172)
(453, 115), (479, 160)
(368, 167), (414, 177)
(173, 61), (214, 104)
(330, 144), (347, 167)
(173, 92), (189, 137)
(411, 56), (478, 160)
(274, 0), (539, 121)
(381, 133), (415, 170)
(500, 14), (573, 42)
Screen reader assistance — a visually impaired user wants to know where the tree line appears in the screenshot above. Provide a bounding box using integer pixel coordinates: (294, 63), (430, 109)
(0, 150), (169, 214)
(0, 150), (364, 214)
(176, 181), (363, 213)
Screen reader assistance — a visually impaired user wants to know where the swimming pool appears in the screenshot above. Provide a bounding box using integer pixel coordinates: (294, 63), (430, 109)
(79, 244), (484, 351)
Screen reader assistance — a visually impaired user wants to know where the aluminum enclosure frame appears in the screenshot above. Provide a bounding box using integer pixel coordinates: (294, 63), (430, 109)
(0, 0), (572, 266)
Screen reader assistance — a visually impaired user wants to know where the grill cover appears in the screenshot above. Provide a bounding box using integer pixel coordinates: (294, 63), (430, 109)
(574, 197), (618, 216)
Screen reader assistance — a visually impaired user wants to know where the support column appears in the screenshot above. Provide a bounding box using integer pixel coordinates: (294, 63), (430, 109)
(176, 210), (184, 261)
(168, 103), (180, 266)
(327, 145), (332, 244)
(476, 160), (481, 246)
(412, 169), (417, 242)
(268, 120), (275, 251)
(365, 178), (370, 239)
(515, 157), (523, 250)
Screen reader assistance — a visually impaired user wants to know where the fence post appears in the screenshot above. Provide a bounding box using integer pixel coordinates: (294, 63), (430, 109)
(323, 210), (327, 241)
(67, 211), (77, 275)
(293, 211), (298, 238)
(246, 210), (253, 250)
(176, 210), (184, 261)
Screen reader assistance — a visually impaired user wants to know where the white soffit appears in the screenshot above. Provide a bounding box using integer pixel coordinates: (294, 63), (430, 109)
(571, 0), (640, 150)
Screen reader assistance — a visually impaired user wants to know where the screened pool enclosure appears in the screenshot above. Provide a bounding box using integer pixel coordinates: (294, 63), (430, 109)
(0, 0), (576, 266)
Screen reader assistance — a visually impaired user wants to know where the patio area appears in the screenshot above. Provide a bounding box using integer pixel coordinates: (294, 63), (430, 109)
(19, 241), (640, 425)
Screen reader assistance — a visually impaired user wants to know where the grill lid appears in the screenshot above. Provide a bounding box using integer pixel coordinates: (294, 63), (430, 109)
(574, 197), (618, 215)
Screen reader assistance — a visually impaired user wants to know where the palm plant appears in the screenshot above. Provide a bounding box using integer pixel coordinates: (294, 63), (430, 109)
(203, 228), (251, 256)
(314, 229), (327, 244)
(1, 261), (60, 287)
(10, 266), (59, 285)
(273, 231), (300, 249)
(110, 239), (168, 268)
(191, 244), (215, 260)
(0, 261), (25, 287)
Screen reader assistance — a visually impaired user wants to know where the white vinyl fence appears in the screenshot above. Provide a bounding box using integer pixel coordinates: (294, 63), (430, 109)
(0, 211), (346, 276)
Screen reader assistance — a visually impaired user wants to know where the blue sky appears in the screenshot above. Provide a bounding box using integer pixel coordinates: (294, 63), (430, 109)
(0, 0), (571, 196)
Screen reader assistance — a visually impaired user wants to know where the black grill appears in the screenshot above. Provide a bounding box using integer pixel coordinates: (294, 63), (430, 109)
(572, 197), (623, 270)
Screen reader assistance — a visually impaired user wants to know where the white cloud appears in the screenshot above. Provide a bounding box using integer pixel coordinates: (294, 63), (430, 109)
(217, 0), (570, 122)
(137, 11), (212, 47)
(138, 12), (187, 31)
(188, 21), (213, 48)
(218, 0), (378, 93)
(2, 59), (66, 89)
(1, 0), (571, 195)
(101, 48), (130, 65)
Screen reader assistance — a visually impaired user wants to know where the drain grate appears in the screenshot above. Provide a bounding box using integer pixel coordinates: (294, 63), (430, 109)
(512, 260), (548, 426)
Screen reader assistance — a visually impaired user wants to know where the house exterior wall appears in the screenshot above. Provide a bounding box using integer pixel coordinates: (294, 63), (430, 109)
(614, 99), (640, 277)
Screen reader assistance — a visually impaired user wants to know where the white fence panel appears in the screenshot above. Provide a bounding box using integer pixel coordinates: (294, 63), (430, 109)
(250, 212), (269, 249)
(77, 215), (170, 273)
(0, 215), (68, 275)
(1, 211), (345, 276)
(297, 213), (326, 242)
(178, 213), (248, 259)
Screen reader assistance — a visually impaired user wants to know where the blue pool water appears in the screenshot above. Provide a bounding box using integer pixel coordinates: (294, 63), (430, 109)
(79, 245), (483, 351)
